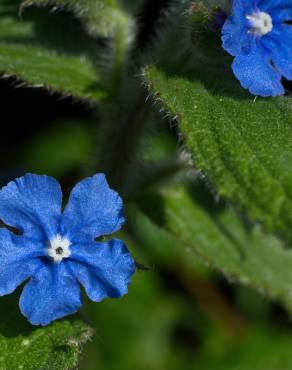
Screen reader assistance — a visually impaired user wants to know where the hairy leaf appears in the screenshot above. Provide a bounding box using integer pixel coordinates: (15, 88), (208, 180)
(144, 66), (292, 245)
(0, 0), (106, 101)
(21, 0), (132, 37)
(0, 292), (92, 370)
(131, 183), (292, 313)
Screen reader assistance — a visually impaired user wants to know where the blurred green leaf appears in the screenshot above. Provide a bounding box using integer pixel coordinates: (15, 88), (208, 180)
(140, 129), (178, 163)
(82, 271), (204, 370)
(82, 226), (292, 370)
(196, 324), (292, 370)
(126, 121), (189, 196)
(132, 183), (292, 313)
(0, 292), (92, 370)
(120, 0), (144, 13)
(127, 202), (209, 274)
(20, 120), (94, 177)
(21, 0), (132, 37)
(144, 66), (292, 245)
(0, 0), (106, 102)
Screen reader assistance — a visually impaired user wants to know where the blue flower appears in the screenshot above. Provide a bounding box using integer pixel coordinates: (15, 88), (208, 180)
(0, 174), (135, 326)
(222, 0), (292, 96)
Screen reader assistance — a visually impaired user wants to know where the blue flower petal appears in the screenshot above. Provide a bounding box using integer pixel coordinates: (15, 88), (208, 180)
(257, 0), (292, 23)
(69, 239), (135, 302)
(232, 0), (254, 14)
(275, 8), (292, 22)
(258, 0), (292, 18)
(61, 174), (125, 241)
(222, 3), (251, 56)
(0, 229), (43, 296)
(0, 174), (62, 240)
(258, 0), (288, 9)
(20, 263), (81, 326)
(232, 38), (284, 96)
(264, 24), (292, 80)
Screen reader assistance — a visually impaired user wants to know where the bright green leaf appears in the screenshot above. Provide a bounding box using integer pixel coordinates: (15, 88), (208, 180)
(0, 0), (106, 102)
(0, 292), (92, 370)
(144, 66), (292, 245)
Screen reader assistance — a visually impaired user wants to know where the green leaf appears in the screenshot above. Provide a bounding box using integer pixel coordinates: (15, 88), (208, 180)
(144, 66), (292, 245)
(120, 0), (144, 13)
(127, 200), (208, 273)
(0, 292), (92, 370)
(82, 255), (292, 370)
(19, 120), (95, 177)
(21, 0), (132, 37)
(131, 183), (292, 313)
(0, 0), (106, 102)
(196, 324), (292, 370)
(83, 271), (190, 370)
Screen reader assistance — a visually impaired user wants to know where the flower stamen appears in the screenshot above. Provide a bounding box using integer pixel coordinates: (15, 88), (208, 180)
(48, 234), (71, 263)
(247, 11), (273, 36)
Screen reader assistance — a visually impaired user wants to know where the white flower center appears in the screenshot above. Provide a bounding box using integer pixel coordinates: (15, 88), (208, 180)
(48, 234), (71, 263)
(247, 11), (273, 36)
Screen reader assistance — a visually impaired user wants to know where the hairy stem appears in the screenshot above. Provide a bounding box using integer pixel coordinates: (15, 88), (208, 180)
(97, 88), (150, 193)
(96, 1), (190, 192)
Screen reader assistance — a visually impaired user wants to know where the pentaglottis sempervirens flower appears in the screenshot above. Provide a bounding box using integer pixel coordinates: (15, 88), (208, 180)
(222, 0), (292, 96)
(0, 174), (135, 325)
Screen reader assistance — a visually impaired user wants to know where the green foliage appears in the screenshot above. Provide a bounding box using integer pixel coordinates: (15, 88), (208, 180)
(83, 273), (190, 370)
(196, 324), (292, 370)
(19, 120), (95, 177)
(131, 183), (292, 313)
(0, 292), (92, 370)
(120, 0), (144, 13)
(144, 66), (292, 245)
(81, 229), (292, 370)
(21, 0), (132, 37)
(2, 0), (292, 368)
(0, 0), (106, 101)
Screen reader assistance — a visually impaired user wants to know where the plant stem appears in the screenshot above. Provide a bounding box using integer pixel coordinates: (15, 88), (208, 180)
(97, 88), (150, 193)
